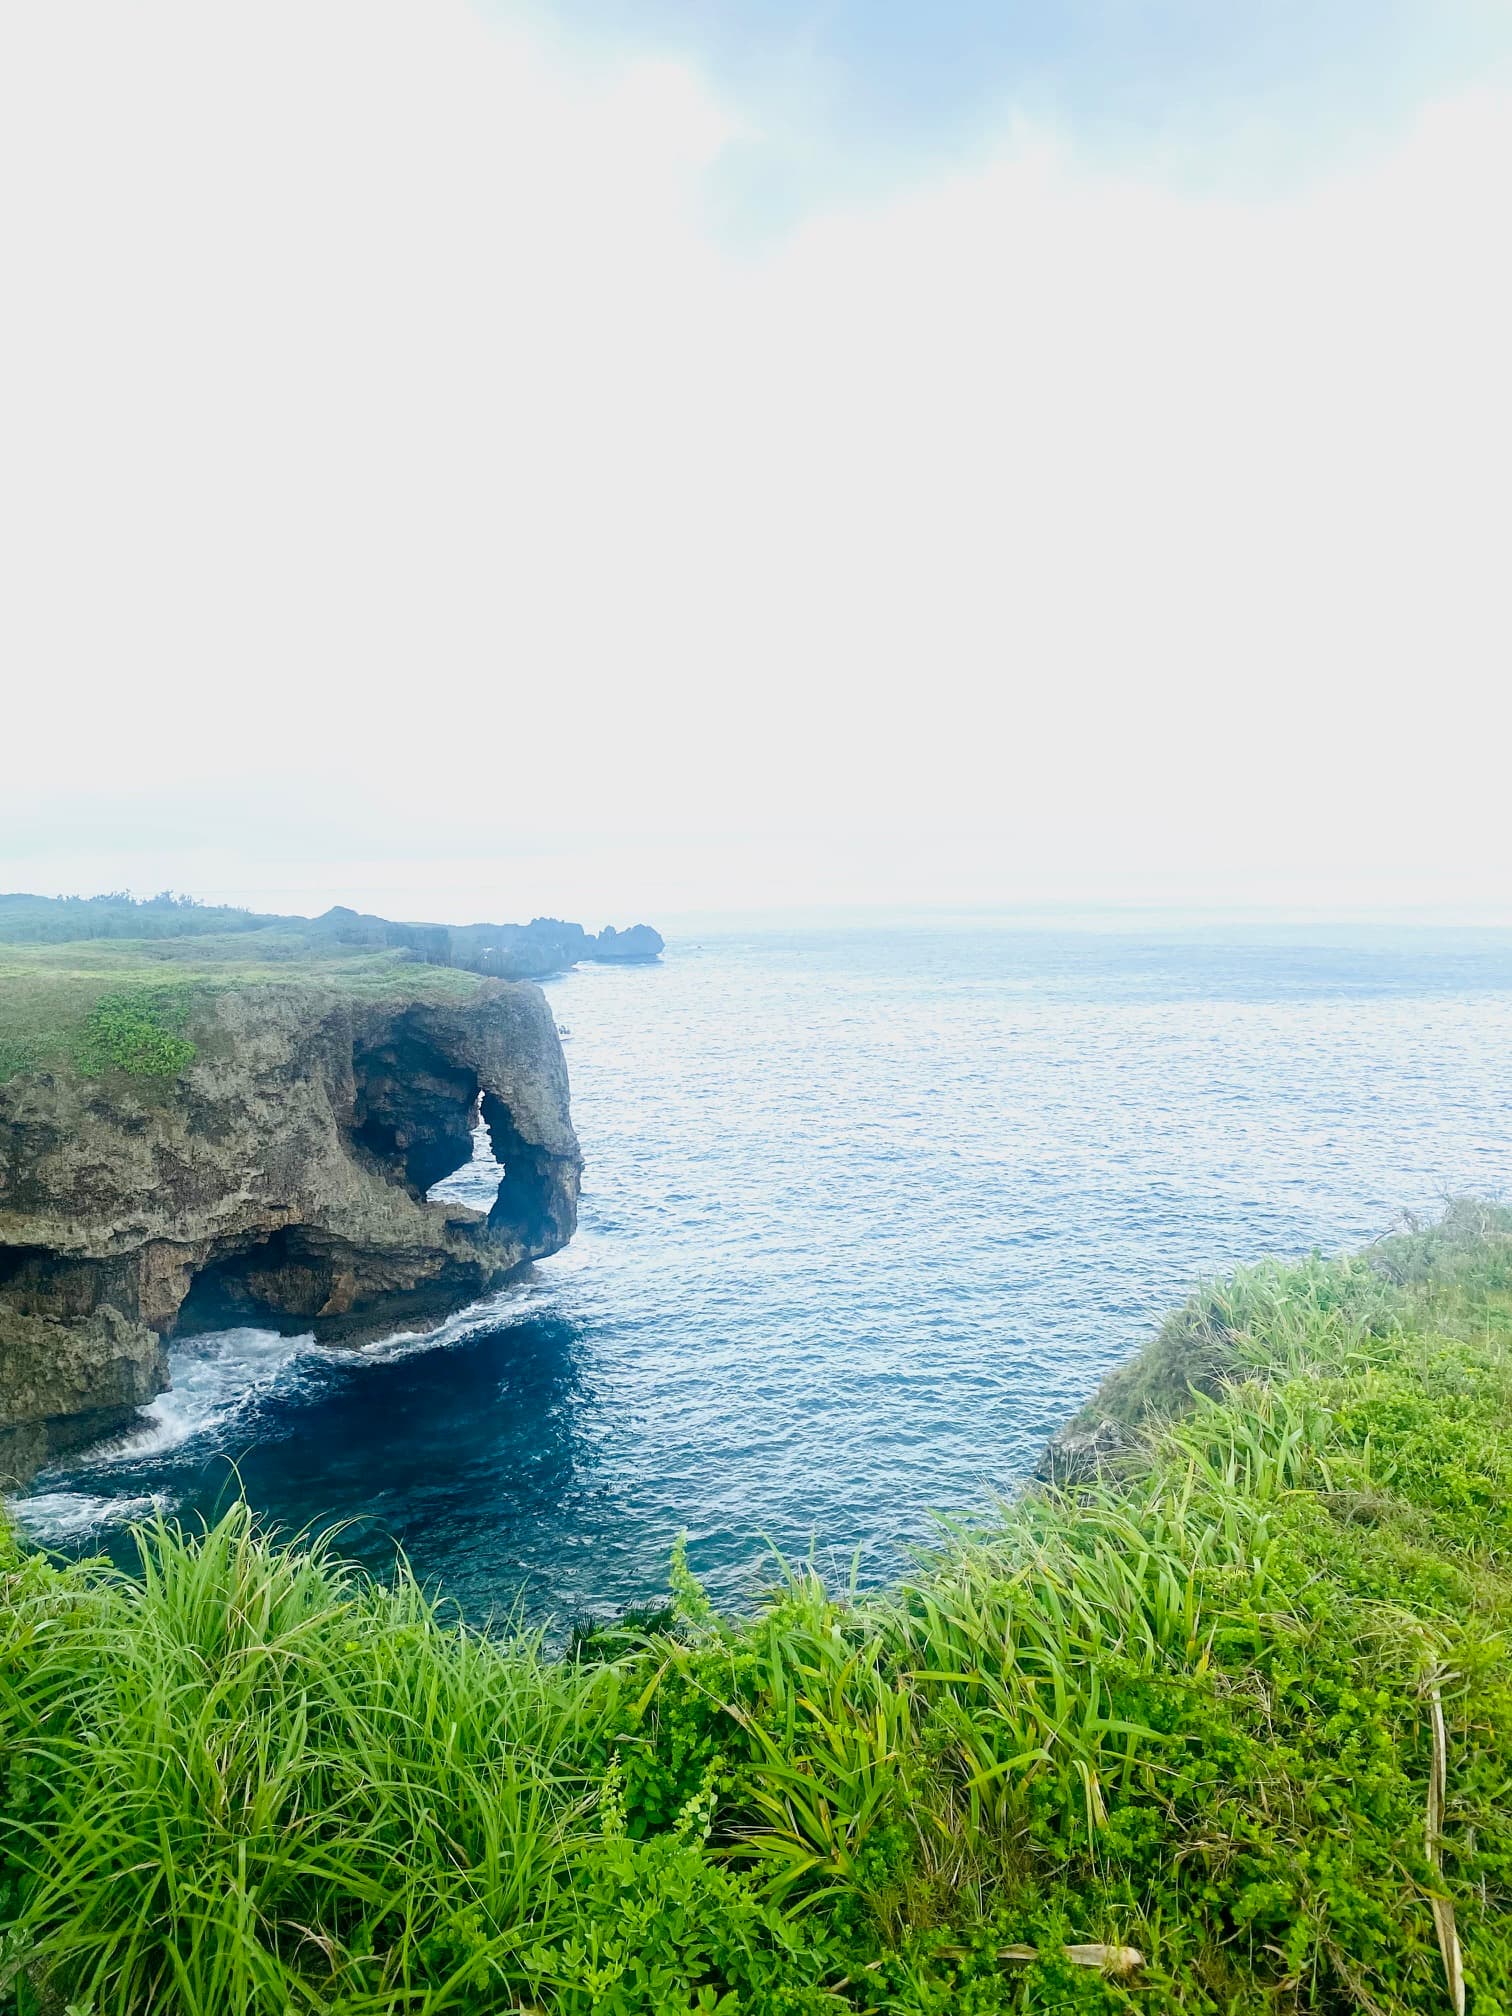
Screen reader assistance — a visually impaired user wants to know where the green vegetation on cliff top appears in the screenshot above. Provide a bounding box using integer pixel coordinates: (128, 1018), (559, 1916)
(0, 890), (645, 1082)
(0, 937), (493, 1085)
(3, 1202), (1510, 2014)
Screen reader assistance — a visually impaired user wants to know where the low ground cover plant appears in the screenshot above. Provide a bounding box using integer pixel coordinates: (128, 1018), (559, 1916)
(70, 987), (199, 1076)
(2, 1203), (1509, 2013)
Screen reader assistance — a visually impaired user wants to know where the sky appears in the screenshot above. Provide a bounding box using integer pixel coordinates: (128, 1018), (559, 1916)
(1, 1), (1510, 927)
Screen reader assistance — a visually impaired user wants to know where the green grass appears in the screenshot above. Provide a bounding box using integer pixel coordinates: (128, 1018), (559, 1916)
(3, 1205), (1511, 2013)
(0, 940), (495, 1085)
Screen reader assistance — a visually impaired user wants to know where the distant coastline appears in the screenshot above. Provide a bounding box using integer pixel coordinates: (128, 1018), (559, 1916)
(0, 890), (663, 981)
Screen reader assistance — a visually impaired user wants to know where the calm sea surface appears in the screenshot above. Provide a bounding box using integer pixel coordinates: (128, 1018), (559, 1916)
(13, 924), (1512, 1621)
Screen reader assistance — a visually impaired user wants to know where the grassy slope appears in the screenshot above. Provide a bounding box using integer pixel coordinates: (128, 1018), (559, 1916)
(0, 936), (492, 1084)
(1, 1206), (1509, 2015)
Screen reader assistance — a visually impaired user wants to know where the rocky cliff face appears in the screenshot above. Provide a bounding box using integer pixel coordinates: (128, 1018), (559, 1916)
(0, 980), (580, 1487)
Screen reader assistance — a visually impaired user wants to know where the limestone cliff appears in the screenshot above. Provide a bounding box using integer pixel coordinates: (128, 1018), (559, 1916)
(0, 978), (579, 1487)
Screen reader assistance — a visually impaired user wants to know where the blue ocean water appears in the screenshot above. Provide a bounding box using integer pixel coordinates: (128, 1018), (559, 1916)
(12, 923), (1512, 1622)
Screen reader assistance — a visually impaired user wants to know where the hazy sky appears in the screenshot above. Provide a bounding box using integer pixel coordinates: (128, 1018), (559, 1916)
(2, 1), (1509, 925)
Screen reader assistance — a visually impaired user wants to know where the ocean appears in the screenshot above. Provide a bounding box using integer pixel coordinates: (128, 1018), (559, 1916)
(11, 922), (1512, 1623)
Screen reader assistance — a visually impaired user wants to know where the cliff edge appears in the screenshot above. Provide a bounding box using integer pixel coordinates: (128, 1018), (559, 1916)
(0, 974), (580, 1487)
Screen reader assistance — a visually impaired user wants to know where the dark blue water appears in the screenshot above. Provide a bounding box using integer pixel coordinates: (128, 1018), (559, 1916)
(12, 924), (1512, 1622)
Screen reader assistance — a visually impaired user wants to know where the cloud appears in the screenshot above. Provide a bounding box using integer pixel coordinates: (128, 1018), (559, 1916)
(1, 1), (1508, 916)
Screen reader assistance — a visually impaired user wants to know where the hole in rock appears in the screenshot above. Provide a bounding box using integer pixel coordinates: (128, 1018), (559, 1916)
(350, 1018), (480, 1198)
(426, 1108), (506, 1215)
(174, 1229), (346, 1335)
(0, 1243), (50, 1291)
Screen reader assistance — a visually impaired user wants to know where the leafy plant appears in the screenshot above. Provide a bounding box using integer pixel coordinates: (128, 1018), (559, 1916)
(71, 988), (197, 1077)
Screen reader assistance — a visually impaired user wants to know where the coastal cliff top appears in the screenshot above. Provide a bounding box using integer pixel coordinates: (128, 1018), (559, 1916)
(0, 891), (663, 1084)
(0, 934), (492, 1086)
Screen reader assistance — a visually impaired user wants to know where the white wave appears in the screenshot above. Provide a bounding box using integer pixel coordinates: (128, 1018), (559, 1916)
(357, 1273), (557, 1362)
(7, 1489), (167, 1543)
(79, 1323), (320, 1467)
(8, 1271), (560, 1540)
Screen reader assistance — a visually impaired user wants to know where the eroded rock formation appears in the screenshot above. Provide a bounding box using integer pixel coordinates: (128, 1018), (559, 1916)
(590, 923), (664, 962)
(0, 980), (579, 1487)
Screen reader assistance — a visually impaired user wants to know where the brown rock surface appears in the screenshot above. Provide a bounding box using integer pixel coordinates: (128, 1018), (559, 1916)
(0, 977), (579, 1486)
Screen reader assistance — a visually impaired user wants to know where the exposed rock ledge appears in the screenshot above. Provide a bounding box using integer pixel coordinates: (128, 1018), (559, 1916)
(0, 979), (579, 1488)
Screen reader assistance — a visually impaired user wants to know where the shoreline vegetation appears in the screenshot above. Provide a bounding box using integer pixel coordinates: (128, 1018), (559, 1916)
(2, 1205), (1509, 2013)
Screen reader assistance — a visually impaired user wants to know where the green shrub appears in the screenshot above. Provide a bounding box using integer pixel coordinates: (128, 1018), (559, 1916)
(71, 988), (197, 1077)
(0, 1040), (38, 1086)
